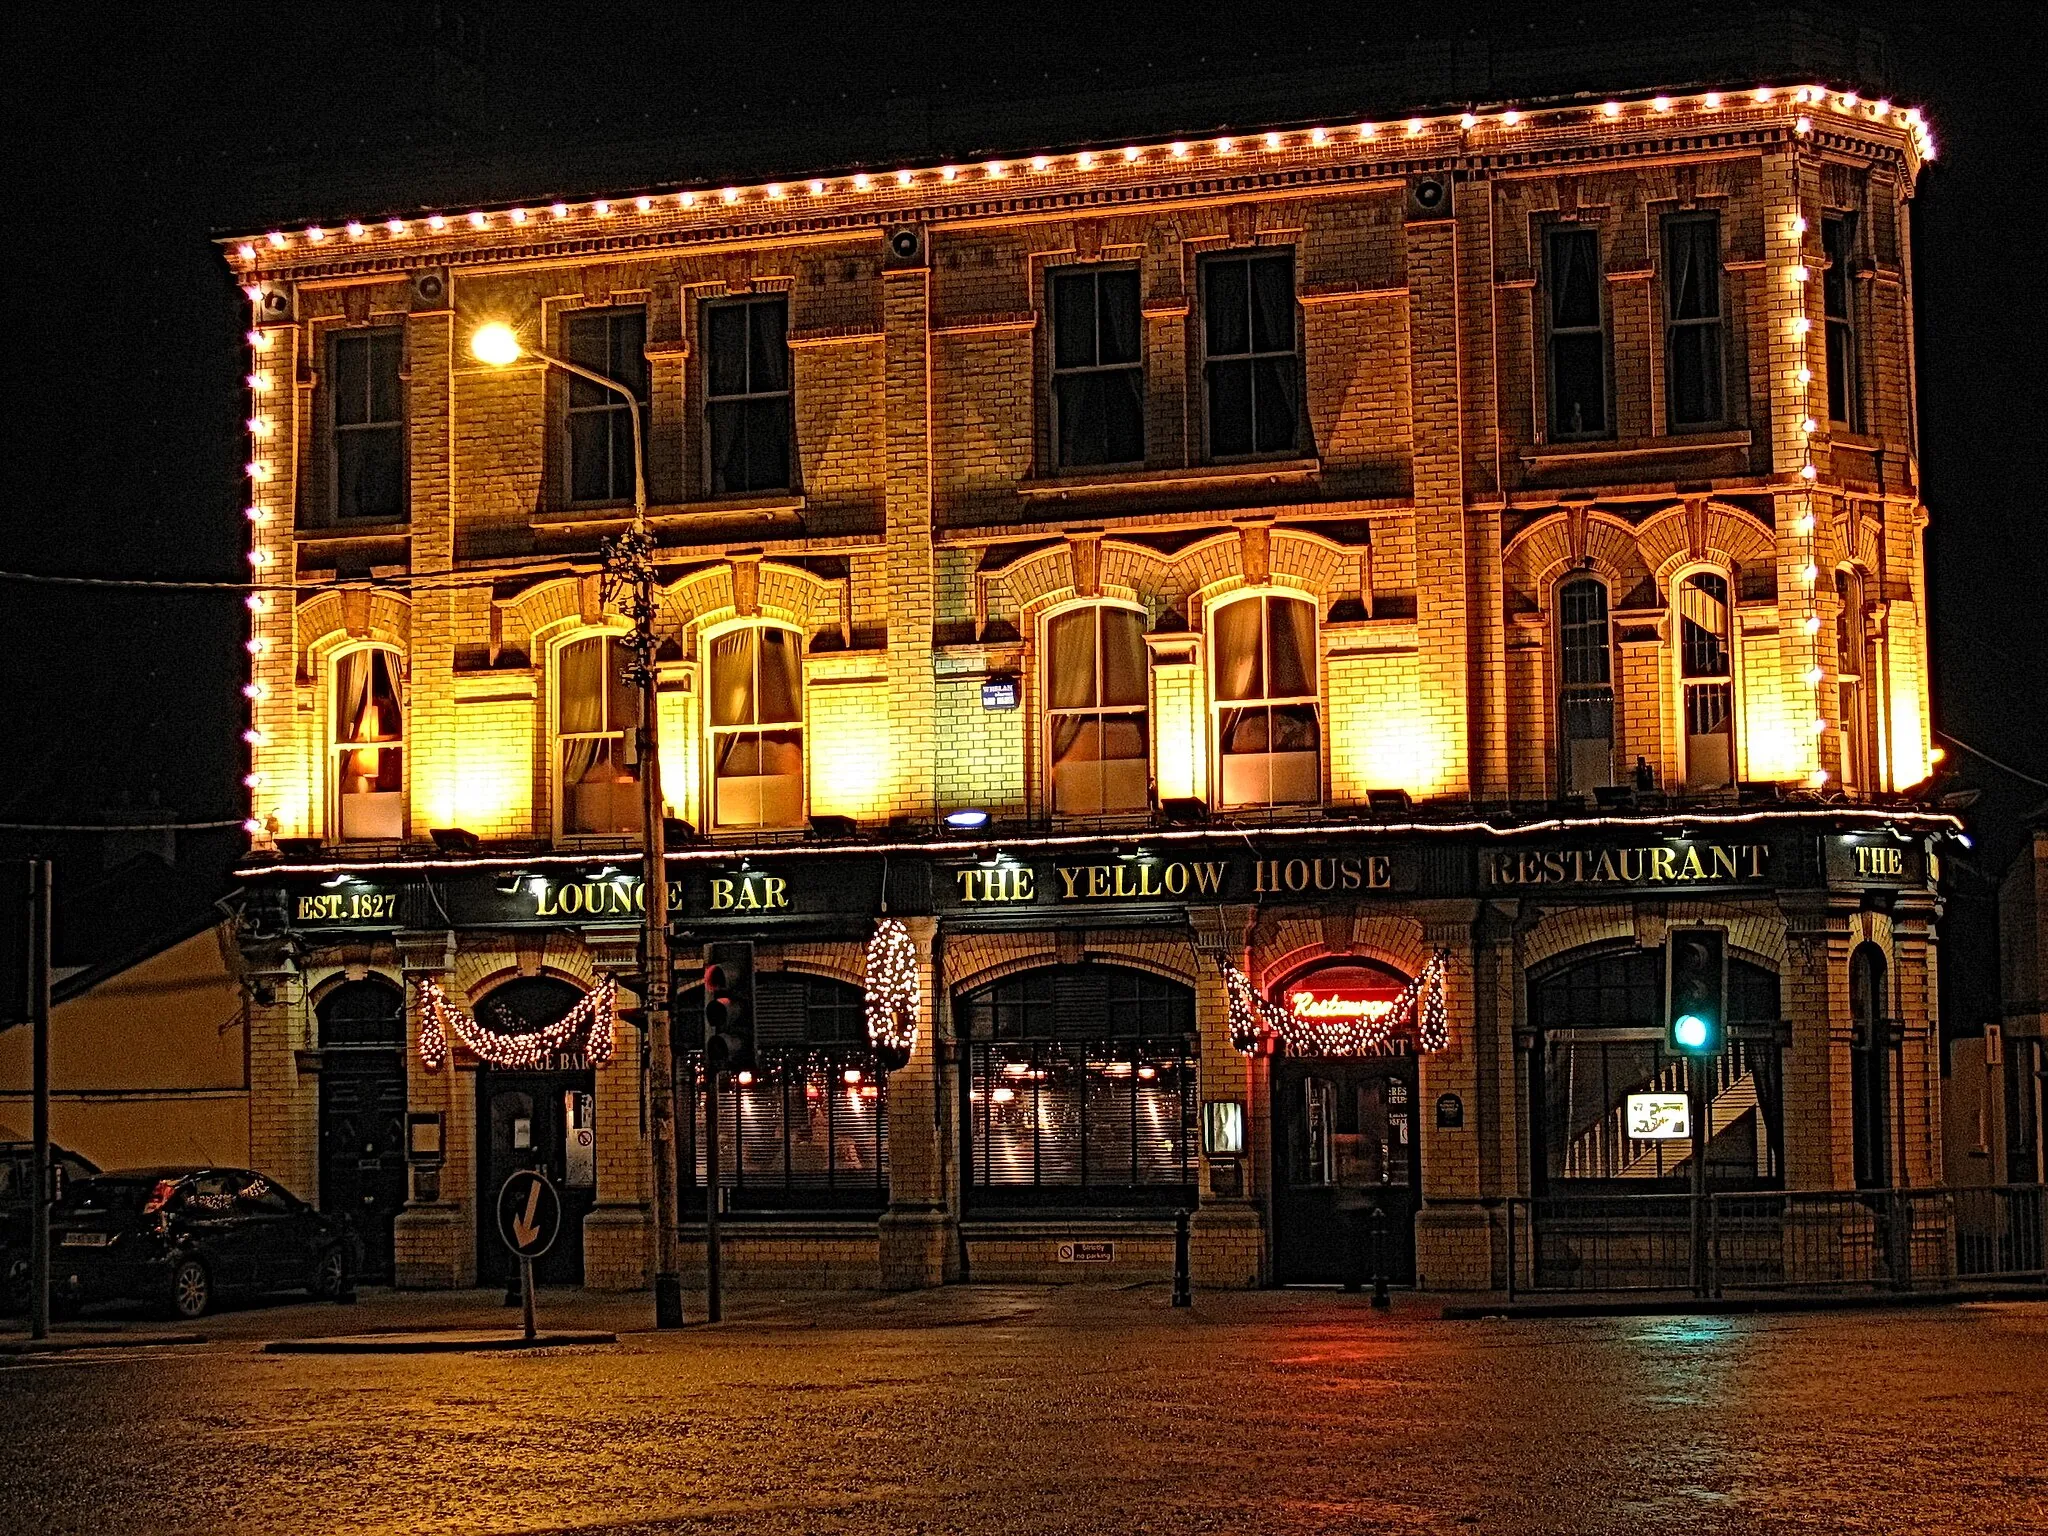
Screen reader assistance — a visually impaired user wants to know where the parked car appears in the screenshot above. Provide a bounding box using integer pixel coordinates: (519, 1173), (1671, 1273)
(1, 1141), (99, 1313)
(49, 1167), (351, 1320)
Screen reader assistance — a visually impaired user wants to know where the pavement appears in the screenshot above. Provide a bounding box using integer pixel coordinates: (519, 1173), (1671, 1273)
(2, 1284), (2044, 1534)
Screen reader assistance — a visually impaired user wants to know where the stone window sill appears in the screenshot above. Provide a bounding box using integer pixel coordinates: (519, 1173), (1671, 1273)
(1019, 458), (1320, 500)
(1522, 430), (1750, 466)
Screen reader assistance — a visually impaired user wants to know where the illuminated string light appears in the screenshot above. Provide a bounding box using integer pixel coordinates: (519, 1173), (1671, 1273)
(863, 918), (921, 1059)
(1222, 951), (1451, 1056)
(636, 196), (652, 212)
(418, 974), (617, 1072)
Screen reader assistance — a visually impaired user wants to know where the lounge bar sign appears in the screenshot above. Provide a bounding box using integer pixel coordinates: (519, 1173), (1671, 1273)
(1482, 841), (1770, 889)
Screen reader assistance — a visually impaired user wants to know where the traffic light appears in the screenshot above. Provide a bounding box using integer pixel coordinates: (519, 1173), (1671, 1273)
(1666, 926), (1726, 1056)
(701, 941), (755, 1075)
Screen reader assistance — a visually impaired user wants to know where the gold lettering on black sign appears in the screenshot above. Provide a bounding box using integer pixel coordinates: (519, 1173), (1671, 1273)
(295, 891), (398, 922)
(1484, 843), (1768, 887)
(709, 874), (790, 911)
(1855, 845), (1905, 878)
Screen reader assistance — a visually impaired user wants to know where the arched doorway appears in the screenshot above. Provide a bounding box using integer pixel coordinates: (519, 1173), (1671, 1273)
(472, 977), (599, 1286)
(315, 979), (408, 1283)
(1266, 958), (1421, 1285)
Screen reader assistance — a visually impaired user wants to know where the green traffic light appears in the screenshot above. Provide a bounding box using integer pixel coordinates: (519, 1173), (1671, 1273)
(1673, 1013), (1713, 1051)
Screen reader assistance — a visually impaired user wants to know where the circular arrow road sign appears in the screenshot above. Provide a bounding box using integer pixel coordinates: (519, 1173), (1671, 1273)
(496, 1170), (562, 1261)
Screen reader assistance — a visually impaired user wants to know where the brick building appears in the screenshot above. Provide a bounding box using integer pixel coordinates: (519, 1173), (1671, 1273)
(223, 79), (1957, 1293)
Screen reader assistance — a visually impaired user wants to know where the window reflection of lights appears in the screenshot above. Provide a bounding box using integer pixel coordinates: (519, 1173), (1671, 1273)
(842, 1067), (863, 1085)
(991, 1086), (1016, 1103)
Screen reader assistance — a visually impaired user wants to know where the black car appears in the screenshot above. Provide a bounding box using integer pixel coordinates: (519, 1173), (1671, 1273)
(50, 1167), (351, 1320)
(1, 1141), (99, 1313)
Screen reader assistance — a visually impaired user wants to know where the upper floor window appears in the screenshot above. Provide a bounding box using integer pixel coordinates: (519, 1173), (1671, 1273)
(330, 329), (405, 521)
(1545, 226), (1608, 440)
(1202, 251), (1300, 459)
(564, 307), (648, 505)
(709, 624), (803, 830)
(1663, 214), (1725, 429)
(1822, 216), (1861, 431)
(705, 296), (791, 494)
(1677, 571), (1735, 790)
(332, 647), (404, 840)
(1050, 267), (1144, 469)
(1213, 593), (1319, 809)
(1834, 567), (1869, 792)
(1046, 604), (1150, 816)
(555, 634), (641, 836)
(1556, 578), (1614, 795)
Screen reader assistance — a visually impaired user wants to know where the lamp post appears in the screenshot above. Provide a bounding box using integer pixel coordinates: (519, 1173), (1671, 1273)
(472, 322), (684, 1328)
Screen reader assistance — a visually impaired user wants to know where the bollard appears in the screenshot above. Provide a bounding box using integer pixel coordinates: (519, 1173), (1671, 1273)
(1172, 1208), (1192, 1308)
(1370, 1204), (1391, 1310)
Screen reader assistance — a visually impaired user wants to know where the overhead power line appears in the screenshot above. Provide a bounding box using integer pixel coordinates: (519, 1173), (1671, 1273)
(1940, 733), (2048, 791)
(0, 820), (246, 833)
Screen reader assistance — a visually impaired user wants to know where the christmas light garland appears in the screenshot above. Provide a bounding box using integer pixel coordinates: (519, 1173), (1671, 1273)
(1223, 949), (1451, 1056)
(417, 973), (617, 1071)
(863, 918), (920, 1059)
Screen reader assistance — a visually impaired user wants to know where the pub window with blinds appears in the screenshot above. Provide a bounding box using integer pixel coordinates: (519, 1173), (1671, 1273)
(682, 973), (886, 1211)
(959, 964), (1198, 1207)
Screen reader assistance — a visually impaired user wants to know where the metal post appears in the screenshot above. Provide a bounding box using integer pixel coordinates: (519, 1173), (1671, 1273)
(704, 1068), (722, 1323)
(28, 859), (52, 1341)
(1171, 1207), (1191, 1308)
(1506, 1198), (1518, 1301)
(520, 1256), (536, 1342)
(1370, 1204), (1391, 1310)
(1689, 1057), (1709, 1298)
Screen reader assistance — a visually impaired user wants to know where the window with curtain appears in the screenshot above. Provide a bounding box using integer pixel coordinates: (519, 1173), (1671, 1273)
(555, 634), (641, 835)
(329, 329), (405, 521)
(1834, 568), (1869, 792)
(682, 973), (887, 1212)
(1050, 266), (1144, 468)
(959, 965), (1198, 1208)
(1212, 593), (1319, 808)
(1202, 250), (1299, 458)
(1557, 578), (1615, 794)
(1677, 571), (1735, 790)
(1046, 604), (1150, 815)
(1527, 945), (1783, 1194)
(1663, 213), (1724, 429)
(564, 307), (648, 504)
(1546, 226), (1608, 439)
(705, 296), (791, 494)
(709, 625), (803, 829)
(1822, 215), (1861, 431)
(332, 648), (404, 840)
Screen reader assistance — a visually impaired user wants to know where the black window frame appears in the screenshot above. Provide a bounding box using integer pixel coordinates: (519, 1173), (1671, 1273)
(328, 326), (407, 522)
(1544, 224), (1610, 441)
(1200, 248), (1302, 461)
(1662, 212), (1726, 430)
(1821, 214), (1861, 431)
(1048, 264), (1146, 470)
(562, 306), (649, 507)
(703, 294), (793, 495)
(957, 964), (1199, 1210)
(1556, 576), (1615, 795)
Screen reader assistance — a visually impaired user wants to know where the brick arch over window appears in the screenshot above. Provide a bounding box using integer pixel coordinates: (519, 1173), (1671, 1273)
(1519, 902), (1787, 975)
(943, 932), (1200, 998)
(1637, 500), (1776, 587)
(296, 590), (411, 670)
(1501, 510), (1651, 610)
(1250, 912), (1429, 992)
(450, 939), (599, 1011)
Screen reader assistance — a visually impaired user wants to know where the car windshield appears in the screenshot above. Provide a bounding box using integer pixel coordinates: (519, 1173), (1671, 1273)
(65, 1177), (174, 1214)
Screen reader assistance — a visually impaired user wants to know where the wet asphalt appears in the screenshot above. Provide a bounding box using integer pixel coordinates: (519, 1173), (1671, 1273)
(1, 1287), (2043, 1535)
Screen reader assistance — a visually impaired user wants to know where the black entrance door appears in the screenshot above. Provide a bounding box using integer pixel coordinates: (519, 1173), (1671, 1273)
(1271, 1055), (1421, 1285)
(476, 1070), (597, 1285)
(316, 981), (409, 1284)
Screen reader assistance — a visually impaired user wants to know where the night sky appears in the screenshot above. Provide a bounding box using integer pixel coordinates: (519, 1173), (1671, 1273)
(5, 2), (2042, 1011)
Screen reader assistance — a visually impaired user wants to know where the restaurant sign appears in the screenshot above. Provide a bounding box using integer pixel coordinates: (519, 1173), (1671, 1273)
(1482, 841), (1770, 889)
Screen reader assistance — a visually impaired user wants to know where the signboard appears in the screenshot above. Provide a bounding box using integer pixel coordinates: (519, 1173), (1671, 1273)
(1282, 984), (1406, 1031)
(1483, 842), (1769, 890)
(495, 1170), (563, 1260)
(981, 674), (1020, 710)
(1626, 1093), (1691, 1141)
(943, 848), (1412, 910)
(1057, 1241), (1115, 1263)
(1202, 1101), (1246, 1157)
(1435, 1093), (1464, 1129)
(563, 1092), (596, 1189)
(1825, 833), (1926, 889)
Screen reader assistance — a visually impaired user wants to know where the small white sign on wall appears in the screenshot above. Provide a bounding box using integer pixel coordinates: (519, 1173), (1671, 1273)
(1626, 1093), (1690, 1140)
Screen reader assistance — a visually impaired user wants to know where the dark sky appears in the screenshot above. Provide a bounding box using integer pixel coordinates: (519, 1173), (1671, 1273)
(4, 2), (2042, 993)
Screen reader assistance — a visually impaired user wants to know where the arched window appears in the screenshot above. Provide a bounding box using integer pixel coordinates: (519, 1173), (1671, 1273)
(1850, 943), (1891, 1189)
(1526, 944), (1782, 1194)
(958, 964), (1198, 1206)
(1835, 568), (1869, 793)
(1045, 604), (1150, 815)
(316, 978), (406, 1048)
(1212, 592), (1319, 809)
(681, 972), (886, 1211)
(555, 634), (642, 836)
(1676, 570), (1735, 790)
(707, 624), (804, 829)
(1556, 577), (1614, 795)
(332, 647), (405, 840)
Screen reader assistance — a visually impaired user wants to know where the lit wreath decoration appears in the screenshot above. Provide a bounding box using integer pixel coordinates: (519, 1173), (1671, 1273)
(1222, 948), (1451, 1057)
(863, 917), (920, 1063)
(417, 973), (617, 1071)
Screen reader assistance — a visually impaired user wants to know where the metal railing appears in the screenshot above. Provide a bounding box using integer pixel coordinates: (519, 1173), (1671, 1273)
(1506, 1184), (2047, 1298)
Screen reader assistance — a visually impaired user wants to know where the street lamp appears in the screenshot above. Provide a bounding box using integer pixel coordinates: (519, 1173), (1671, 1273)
(471, 320), (684, 1328)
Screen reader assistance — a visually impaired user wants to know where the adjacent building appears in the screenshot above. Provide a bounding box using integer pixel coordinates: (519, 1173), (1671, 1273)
(222, 79), (1954, 1292)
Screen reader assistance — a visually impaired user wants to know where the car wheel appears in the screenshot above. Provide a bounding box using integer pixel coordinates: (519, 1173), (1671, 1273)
(310, 1246), (347, 1301)
(168, 1258), (211, 1320)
